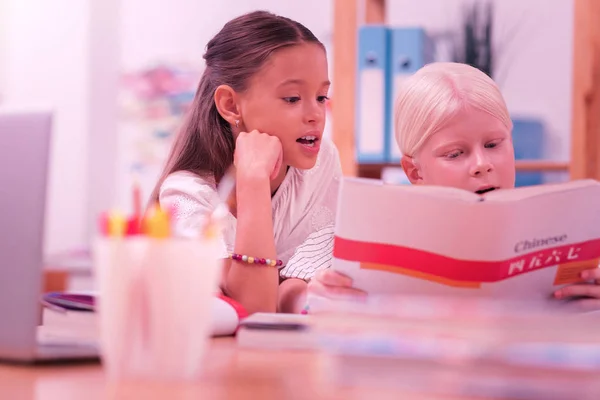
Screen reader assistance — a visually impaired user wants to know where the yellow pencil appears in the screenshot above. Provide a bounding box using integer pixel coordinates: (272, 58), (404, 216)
(107, 211), (127, 237)
(145, 204), (171, 239)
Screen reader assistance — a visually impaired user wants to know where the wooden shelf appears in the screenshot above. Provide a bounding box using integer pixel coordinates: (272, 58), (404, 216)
(513, 160), (570, 172)
(358, 160), (570, 179)
(571, 0), (600, 180)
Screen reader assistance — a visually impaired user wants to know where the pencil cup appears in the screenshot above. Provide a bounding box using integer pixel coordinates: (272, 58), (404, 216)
(93, 236), (223, 382)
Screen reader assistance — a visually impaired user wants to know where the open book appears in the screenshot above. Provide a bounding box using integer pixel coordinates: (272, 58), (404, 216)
(330, 178), (600, 303)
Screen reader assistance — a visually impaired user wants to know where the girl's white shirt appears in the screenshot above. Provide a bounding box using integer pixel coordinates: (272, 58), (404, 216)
(159, 137), (342, 281)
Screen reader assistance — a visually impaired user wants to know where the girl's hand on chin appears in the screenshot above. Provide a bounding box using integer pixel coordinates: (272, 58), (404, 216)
(235, 130), (283, 181)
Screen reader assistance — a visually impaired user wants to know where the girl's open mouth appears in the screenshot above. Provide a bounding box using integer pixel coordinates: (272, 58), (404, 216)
(296, 135), (318, 147)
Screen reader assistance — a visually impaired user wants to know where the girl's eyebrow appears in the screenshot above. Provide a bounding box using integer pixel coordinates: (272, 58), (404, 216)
(277, 79), (331, 87)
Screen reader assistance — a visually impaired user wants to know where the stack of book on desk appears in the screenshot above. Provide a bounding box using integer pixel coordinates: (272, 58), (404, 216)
(39, 291), (249, 343)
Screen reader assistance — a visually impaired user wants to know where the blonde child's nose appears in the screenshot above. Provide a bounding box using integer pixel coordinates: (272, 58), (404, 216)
(470, 153), (493, 176)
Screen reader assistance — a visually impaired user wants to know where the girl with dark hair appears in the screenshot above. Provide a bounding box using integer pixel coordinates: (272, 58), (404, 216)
(149, 11), (341, 314)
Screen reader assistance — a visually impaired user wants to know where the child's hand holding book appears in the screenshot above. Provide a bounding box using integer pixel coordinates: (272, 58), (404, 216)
(554, 267), (600, 311)
(307, 269), (367, 300)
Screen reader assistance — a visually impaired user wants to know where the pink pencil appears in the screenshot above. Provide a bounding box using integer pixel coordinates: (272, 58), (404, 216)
(132, 177), (142, 221)
(97, 212), (109, 236)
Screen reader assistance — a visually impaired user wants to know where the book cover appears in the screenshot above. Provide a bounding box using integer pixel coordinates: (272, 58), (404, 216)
(330, 178), (600, 302)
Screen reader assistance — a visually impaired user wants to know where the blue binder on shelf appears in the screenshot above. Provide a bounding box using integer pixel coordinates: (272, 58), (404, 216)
(512, 117), (546, 187)
(355, 25), (391, 163)
(387, 27), (434, 163)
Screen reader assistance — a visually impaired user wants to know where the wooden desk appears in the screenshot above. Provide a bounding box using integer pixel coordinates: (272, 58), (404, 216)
(0, 338), (477, 400)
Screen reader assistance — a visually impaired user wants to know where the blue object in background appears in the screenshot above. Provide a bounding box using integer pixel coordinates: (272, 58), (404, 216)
(387, 27), (434, 163)
(511, 118), (545, 187)
(355, 25), (390, 163)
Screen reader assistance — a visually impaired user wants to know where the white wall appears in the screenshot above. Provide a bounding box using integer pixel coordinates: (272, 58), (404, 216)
(87, 0), (121, 243)
(119, 1), (332, 72)
(387, 0), (574, 162)
(0, 0), (8, 103)
(3, 0), (91, 255)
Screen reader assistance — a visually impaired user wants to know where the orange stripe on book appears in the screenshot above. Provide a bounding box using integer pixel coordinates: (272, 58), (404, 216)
(361, 263), (481, 288)
(554, 258), (600, 285)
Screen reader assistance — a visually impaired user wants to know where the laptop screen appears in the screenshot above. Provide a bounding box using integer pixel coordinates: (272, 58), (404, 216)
(0, 108), (52, 359)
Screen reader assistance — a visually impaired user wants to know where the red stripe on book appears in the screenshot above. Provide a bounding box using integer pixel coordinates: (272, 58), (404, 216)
(217, 294), (249, 320)
(333, 236), (600, 283)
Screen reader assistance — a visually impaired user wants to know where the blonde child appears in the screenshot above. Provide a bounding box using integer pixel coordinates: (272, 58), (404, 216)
(308, 62), (600, 310)
(149, 11), (341, 315)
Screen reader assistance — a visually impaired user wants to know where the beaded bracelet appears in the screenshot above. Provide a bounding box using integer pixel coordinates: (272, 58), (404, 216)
(229, 252), (283, 267)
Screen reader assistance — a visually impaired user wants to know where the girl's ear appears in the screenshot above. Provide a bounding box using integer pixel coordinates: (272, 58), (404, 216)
(400, 156), (423, 184)
(214, 84), (241, 126)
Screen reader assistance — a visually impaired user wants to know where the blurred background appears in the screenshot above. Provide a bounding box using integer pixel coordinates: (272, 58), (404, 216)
(0, 0), (590, 283)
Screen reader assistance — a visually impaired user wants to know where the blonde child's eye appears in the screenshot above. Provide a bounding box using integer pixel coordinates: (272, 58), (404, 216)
(446, 150), (462, 159)
(317, 96), (329, 103)
(485, 140), (501, 149)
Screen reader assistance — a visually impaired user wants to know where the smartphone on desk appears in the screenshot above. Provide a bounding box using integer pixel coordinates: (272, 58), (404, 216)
(236, 312), (316, 350)
(239, 313), (309, 332)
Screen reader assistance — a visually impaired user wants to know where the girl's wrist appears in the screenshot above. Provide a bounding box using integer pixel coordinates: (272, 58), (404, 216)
(235, 172), (272, 215)
(236, 167), (270, 185)
(236, 174), (270, 198)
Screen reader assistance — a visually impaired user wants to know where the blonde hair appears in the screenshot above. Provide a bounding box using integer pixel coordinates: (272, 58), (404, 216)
(394, 62), (512, 158)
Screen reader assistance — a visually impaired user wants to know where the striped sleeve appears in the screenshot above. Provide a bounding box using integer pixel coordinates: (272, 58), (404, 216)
(279, 225), (335, 281)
